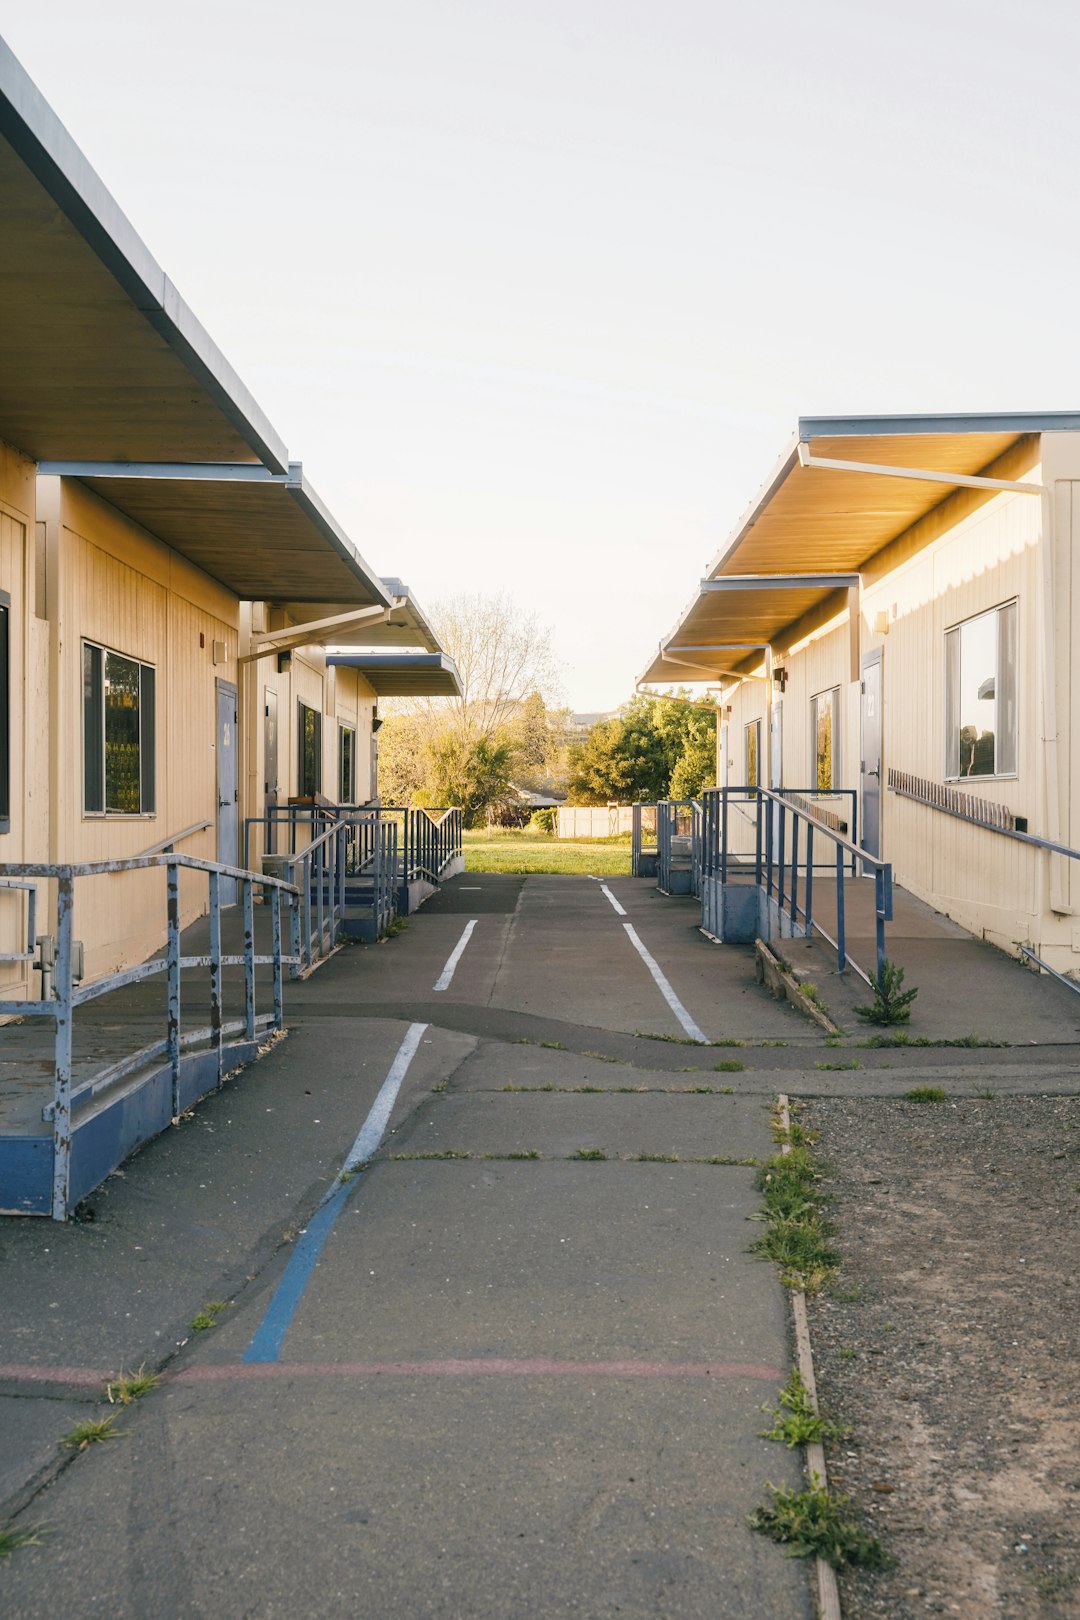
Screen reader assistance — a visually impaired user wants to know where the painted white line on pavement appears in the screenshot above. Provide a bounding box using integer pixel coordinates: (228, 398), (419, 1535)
(622, 923), (708, 1044)
(433, 919), (477, 992)
(598, 883), (627, 916)
(343, 1021), (430, 1170)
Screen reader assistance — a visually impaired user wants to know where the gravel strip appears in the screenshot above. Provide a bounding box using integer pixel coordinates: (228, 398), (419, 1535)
(802, 1093), (1080, 1619)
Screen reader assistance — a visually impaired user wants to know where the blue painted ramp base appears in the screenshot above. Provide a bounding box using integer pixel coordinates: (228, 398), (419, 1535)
(0, 1036), (266, 1219)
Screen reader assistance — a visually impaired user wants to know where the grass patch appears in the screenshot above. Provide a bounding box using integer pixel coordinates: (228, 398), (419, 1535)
(507, 1150), (541, 1160)
(975, 1088), (996, 1099)
(463, 830), (631, 876)
(904, 1086), (946, 1104)
(390, 1149), (471, 1160)
(539, 1040), (567, 1051)
(635, 1152), (679, 1162)
(689, 1084), (735, 1094)
(62, 1415), (124, 1450)
(580, 1050), (622, 1064)
(385, 916), (409, 938)
(571, 1147), (607, 1161)
(106, 1365), (159, 1406)
(633, 1030), (702, 1046)
(750, 1480), (892, 1570)
(759, 1368), (847, 1449)
(191, 1301), (230, 1332)
(0, 1523), (46, 1560)
(815, 1060), (863, 1072)
(713, 1059), (744, 1073)
(861, 1031), (1007, 1049)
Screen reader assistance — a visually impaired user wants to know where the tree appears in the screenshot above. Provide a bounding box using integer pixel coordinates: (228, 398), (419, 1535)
(376, 593), (564, 824)
(567, 693), (716, 804)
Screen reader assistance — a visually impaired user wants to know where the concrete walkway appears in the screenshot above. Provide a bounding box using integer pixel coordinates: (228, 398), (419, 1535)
(4, 867), (1079, 1617)
(0, 873), (811, 1620)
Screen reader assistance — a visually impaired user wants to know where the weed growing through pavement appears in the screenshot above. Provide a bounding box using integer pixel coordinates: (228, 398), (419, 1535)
(904, 1086), (946, 1104)
(750, 1478), (892, 1570)
(389, 1149), (471, 1161)
(759, 1367), (848, 1449)
(815, 1060), (863, 1072)
(385, 916), (409, 938)
(713, 1060), (744, 1073)
(539, 1041), (567, 1051)
(636, 1152), (679, 1163)
(976, 1089), (996, 1099)
(507, 1150), (540, 1160)
(432, 1080), (448, 1094)
(571, 1148), (607, 1160)
(191, 1301), (230, 1331)
(62, 1415), (124, 1450)
(632, 1031), (701, 1045)
(854, 960), (918, 1026)
(0, 1524), (46, 1559)
(580, 1051), (622, 1064)
(754, 1124), (838, 1294)
(106, 1366), (159, 1405)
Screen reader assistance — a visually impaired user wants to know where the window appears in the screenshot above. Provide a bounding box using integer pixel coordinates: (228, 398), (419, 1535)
(744, 719), (760, 788)
(811, 687), (840, 791)
(0, 592), (9, 831)
(298, 700), (322, 797)
(339, 723), (355, 804)
(945, 602), (1017, 779)
(83, 641), (156, 815)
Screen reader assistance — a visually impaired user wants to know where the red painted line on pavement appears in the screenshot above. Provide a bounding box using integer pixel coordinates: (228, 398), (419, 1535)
(175, 1357), (783, 1383)
(0, 1366), (107, 1387)
(0, 1358), (784, 1390)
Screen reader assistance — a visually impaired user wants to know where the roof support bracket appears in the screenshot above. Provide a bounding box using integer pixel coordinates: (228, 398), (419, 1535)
(797, 443), (1047, 497)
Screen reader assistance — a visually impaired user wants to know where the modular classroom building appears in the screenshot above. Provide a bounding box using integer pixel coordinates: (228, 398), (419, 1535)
(0, 36), (455, 998)
(642, 414), (1080, 982)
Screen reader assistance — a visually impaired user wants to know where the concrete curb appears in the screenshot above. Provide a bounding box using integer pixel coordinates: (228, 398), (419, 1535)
(756, 941), (841, 1036)
(776, 1093), (842, 1620)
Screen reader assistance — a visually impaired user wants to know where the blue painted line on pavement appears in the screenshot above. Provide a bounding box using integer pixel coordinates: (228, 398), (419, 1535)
(243, 1021), (430, 1363)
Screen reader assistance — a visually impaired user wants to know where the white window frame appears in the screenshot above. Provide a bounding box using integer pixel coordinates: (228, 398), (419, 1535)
(944, 600), (1018, 782)
(82, 638), (157, 818)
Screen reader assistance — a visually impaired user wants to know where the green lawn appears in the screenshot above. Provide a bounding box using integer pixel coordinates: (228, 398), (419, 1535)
(463, 829), (632, 876)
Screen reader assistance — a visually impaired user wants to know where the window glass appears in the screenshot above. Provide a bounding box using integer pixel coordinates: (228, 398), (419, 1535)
(812, 688), (838, 791)
(299, 701), (322, 796)
(745, 720), (759, 788)
(339, 724), (355, 804)
(83, 641), (155, 814)
(945, 603), (1017, 778)
(0, 597), (9, 826)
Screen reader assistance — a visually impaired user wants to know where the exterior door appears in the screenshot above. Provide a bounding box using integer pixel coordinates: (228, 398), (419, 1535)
(264, 688), (279, 853)
(860, 653), (883, 858)
(216, 680), (239, 904)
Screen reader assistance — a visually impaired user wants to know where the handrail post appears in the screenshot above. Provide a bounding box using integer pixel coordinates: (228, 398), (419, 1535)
(287, 864), (303, 980)
(209, 869), (223, 1080)
(790, 813), (799, 923)
(167, 859), (181, 1115)
(50, 874), (75, 1222)
(754, 790), (762, 885)
(721, 789), (729, 885)
(243, 876), (256, 1041)
(835, 844), (847, 972)
(316, 842), (326, 957)
(303, 852), (313, 968)
(805, 825), (815, 935)
(850, 791), (858, 875)
(777, 799), (786, 910)
(271, 884), (284, 1025)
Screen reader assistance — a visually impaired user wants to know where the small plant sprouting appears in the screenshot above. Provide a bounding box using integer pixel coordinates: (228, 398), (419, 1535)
(976, 1088), (996, 1100)
(759, 1368), (847, 1449)
(750, 1478), (892, 1570)
(713, 1060), (744, 1073)
(432, 1080), (448, 1094)
(385, 916), (409, 938)
(904, 1086), (946, 1104)
(191, 1300), (230, 1332)
(853, 960), (918, 1026)
(754, 1133), (838, 1294)
(0, 1523), (47, 1560)
(507, 1150), (541, 1159)
(106, 1365), (159, 1406)
(581, 1050), (622, 1064)
(635, 1152), (680, 1163)
(571, 1147), (607, 1161)
(815, 1060), (863, 1072)
(539, 1040), (568, 1051)
(62, 1415), (124, 1450)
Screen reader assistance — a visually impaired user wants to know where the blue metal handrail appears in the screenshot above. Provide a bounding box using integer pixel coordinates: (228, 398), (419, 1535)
(656, 800), (703, 897)
(631, 804), (658, 877)
(701, 786), (889, 986)
(0, 875), (37, 964)
(0, 853), (299, 1221)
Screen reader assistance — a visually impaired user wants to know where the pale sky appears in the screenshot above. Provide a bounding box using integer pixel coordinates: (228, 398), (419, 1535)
(5, 2), (1080, 709)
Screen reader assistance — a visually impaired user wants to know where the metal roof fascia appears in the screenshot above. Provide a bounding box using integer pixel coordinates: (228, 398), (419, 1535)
(699, 574), (860, 592)
(703, 438), (802, 579)
(36, 461), (286, 481)
(0, 38), (289, 474)
(798, 410), (1080, 439)
(285, 466), (391, 609)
